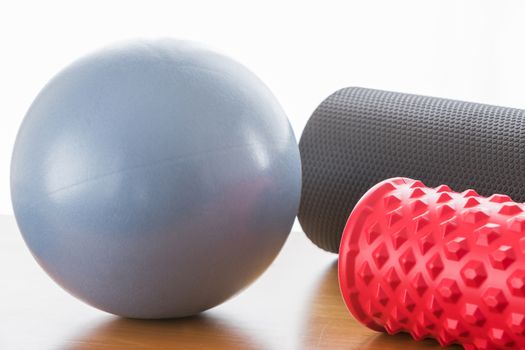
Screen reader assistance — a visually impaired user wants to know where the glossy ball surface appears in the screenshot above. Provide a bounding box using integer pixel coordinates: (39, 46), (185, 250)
(11, 40), (301, 318)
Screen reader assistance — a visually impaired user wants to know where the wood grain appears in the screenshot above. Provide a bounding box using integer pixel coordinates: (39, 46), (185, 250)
(0, 215), (458, 349)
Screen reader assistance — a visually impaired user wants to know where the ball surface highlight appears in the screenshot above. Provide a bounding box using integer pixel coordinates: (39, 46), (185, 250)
(11, 39), (301, 318)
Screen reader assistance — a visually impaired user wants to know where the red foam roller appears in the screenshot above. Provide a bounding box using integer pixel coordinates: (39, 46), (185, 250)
(339, 177), (525, 349)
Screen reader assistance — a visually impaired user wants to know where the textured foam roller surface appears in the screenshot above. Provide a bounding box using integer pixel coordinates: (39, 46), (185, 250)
(339, 177), (525, 349)
(298, 87), (525, 253)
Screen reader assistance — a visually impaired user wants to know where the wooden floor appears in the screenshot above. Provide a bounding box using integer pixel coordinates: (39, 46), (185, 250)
(0, 215), (459, 349)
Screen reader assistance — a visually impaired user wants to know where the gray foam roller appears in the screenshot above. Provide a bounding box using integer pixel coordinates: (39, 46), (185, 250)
(298, 87), (525, 253)
(11, 39), (301, 318)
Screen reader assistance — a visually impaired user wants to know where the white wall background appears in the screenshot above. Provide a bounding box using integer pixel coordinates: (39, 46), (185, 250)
(1, 0), (525, 215)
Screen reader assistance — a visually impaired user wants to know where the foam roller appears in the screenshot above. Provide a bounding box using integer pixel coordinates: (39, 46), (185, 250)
(339, 177), (525, 349)
(298, 87), (525, 253)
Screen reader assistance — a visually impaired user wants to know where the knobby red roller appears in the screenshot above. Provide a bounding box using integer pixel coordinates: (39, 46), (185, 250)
(339, 177), (525, 349)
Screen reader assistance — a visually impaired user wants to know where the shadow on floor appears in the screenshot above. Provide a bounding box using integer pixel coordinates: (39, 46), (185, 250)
(64, 313), (259, 350)
(362, 332), (462, 350)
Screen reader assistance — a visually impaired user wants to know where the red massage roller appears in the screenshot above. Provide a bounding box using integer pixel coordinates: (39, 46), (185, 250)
(338, 178), (525, 349)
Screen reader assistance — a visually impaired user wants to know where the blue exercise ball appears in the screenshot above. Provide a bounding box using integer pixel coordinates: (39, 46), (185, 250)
(11, 39), (301, 318)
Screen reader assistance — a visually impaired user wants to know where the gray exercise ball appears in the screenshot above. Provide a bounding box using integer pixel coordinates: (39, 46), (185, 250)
(10, 39), (301, 318)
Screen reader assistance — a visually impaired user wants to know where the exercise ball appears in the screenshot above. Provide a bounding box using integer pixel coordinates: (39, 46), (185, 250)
(10, 39), (301, 318)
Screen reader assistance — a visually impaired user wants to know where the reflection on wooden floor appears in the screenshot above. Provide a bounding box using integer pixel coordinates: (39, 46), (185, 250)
(66, 315), (259, 350)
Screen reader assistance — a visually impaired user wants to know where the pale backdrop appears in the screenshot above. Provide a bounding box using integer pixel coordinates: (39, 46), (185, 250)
(2, 0), (525, 218)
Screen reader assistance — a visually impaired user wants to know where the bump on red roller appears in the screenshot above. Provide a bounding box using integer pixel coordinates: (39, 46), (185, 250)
(338, 178), (525, 350)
